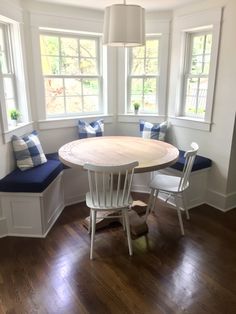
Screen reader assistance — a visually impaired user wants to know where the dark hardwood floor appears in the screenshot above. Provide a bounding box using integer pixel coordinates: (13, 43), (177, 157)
(1, 193), (236, 314)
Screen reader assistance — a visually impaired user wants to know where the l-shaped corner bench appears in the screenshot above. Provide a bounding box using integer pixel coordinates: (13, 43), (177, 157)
(0, 150), (212, 238)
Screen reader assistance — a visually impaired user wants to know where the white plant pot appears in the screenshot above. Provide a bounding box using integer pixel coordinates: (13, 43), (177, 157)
(134, 109), (139, 115)
(10, 119), (17, 127)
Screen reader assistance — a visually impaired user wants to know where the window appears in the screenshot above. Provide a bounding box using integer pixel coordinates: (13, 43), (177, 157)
(0, 22), (18, 125)
(170, 8), (222, 130)
(40, 33), (102, 117)
(182, 31), (212, 119)
(127, 37), (160, 114)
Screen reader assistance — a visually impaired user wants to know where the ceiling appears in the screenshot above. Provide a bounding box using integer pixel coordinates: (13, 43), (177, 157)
(33, 0), (199, 11)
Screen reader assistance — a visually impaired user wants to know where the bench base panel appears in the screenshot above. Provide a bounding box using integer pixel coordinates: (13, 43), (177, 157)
(0, 173), (64, 238)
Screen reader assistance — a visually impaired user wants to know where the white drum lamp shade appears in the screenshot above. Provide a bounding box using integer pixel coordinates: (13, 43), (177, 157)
(103, 4), (145, 47)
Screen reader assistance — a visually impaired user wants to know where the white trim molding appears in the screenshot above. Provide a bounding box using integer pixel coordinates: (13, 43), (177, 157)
(3, 121), (34, 143)
(38, 115), (114, 130)
(207, 189), (236, 212)
(169, 116), (212, 131)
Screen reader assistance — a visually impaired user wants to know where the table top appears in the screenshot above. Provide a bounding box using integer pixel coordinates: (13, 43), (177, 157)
(58, 136), (179, 173)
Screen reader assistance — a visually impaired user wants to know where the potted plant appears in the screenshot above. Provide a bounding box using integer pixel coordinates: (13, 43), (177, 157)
(133, 102), (140, 115)
(9, 109), (21, 127)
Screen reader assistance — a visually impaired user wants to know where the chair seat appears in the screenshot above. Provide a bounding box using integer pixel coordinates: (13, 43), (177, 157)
(86, 191), (133, 210)
(149, 174), (188, 193)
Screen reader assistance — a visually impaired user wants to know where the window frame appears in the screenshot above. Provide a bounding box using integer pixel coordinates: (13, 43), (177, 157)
(40, 30), (103, 118)
(0, 22), (19, 123)
(169, 8), (222, 131)
(181, 30), (213, 119)
(127, 35), (161, 114)
(0, 16), (31, 141)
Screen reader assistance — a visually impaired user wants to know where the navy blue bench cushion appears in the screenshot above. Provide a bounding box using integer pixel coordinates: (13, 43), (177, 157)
(171, 150), (212, 172)
(0, 159), (63, 193)
(46, 152), (70, 169)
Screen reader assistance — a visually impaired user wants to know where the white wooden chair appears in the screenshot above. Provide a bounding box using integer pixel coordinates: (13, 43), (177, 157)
(84, 161), (138, 259)
(145, 142), (199, 235)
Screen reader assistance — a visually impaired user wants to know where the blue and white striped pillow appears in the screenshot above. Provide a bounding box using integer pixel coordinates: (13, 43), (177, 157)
(139, 120), (168, 141)
(12, 131), (47, 171)
(78, 119), (104, 139)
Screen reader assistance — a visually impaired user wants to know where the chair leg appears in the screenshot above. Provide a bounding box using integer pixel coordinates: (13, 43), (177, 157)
(124, 209), (133, 256)
(90, 210), (97, 260)
(145, 188), (158, 221)
(88, 209), (92, 234)
(121, 211), (126, 231)
(175, 196), (185, 236)
(182, 193), (190, 220)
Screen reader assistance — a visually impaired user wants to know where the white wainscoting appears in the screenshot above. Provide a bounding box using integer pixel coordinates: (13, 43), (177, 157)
(0, 173), (64, 238)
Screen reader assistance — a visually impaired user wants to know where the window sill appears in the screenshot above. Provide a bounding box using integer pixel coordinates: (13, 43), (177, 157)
(118, 114), (166, 123)
(38, 115), (114, 130)
(169, 116), (212, 131)
(3, 122), (34, 143)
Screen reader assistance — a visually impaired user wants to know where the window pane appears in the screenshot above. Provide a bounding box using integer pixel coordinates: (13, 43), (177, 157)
(197, 78), (208, 117)
(185, 77), (198, 116)
(65, 78), (81, 96)
(44, 78), (64, 98)
(131, 58), (144, 75)
(146, 39), (159, 58)
(61, 37), (78, 56)
(83, 79), (99, 95)
(205, 34), (212, 54)
(0, 27), (8, 73)
(6, 99), (16, 112)
(186, 77), (198, 97)
(203, 54), (211, 74)
(80, 58), (97, 74)
(131, 78), (143, 95)
(40, 35), (59, 56)
(144, 78), (156, 95)
(185, 96), (197, 116)
(132, 46), (145, 59)
(192, 35), (205, 55)
(144, 95), (156, 112)
(190, 55), (203, 74)
(145, 59), (158, 74)
(41, 56), (59, 75)
(46, 97), (65, 115)
(66, 96), (82, 113)
(83, 96), (99, 112)
(80, 39), (96, 58)
(3, 77), (14, 99)
(61, 57), (79, 75)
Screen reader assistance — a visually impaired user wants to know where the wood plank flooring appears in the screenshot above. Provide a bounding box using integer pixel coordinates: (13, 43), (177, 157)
(0, 193), (236, 314)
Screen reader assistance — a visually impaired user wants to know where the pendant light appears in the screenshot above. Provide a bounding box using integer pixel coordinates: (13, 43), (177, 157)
(103, 0), (145, 47)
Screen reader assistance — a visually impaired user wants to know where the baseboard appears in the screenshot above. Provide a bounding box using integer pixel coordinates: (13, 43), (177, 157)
(64, 194), (86, 207)
(0, 218), (7, 238)
(206, 189), (236, 212)
(131, 185), (150, 194)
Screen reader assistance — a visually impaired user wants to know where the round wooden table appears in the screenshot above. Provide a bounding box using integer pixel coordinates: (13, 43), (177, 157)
(58, 136), (179, 173)
(59, 136), (179, 236)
